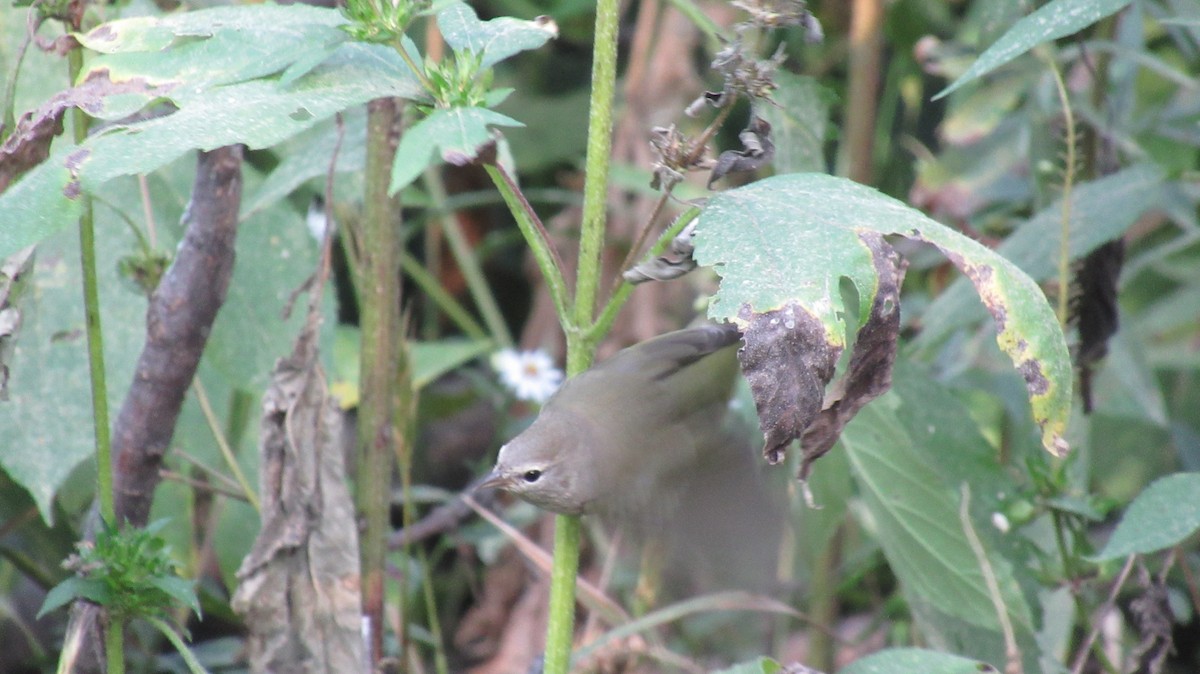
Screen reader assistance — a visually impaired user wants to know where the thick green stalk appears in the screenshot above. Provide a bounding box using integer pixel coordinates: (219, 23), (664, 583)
(105, 621), (124, 674)
(69, 46), (124, 674)
(357, 97), (403, 665)
(571, 0), (619, 337)
(68, 51), (114, 528)
(543, 0), (620, 669)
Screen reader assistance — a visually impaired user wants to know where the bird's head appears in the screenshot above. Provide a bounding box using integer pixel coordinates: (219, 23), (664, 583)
(477, 411), (590, 516)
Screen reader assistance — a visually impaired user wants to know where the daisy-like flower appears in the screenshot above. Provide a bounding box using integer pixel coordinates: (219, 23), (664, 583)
(491, 348), (563, 404)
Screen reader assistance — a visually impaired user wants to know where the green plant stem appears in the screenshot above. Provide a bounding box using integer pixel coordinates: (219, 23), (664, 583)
(193, 380), (260, 513)
(70, 43), (124, 674)
(145, 616), (209, 674)
(422, 167), (513, 348)
(1045, 58), (1076, 326)
(392, 37), (435, 94)
(807, 526), (841, 673)
(591, 207), (699, 341)
(67, 51), (114, 528)
(417, 544), (450, 674)
(542, 0), (621, 668)
(357, 97), (404, 666)
(105, 617), (125, 674)
(959, 484), (1021, 674)
(545, 513), (583, 672)
(571, 0), (619, 343)
(484, 163), (570, 320)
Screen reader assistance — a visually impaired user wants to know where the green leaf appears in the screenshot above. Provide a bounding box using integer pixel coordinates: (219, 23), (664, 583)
(76, 5), (346, 54)
(436, 1), (556, 69)
(839, 648), (998, 674)
(332, 328), (490, 407)
(842, 398), (1035, 634)
(1093, 472), (1200, 561)
(914, 163), (1164, 352)
(711, 657), (782, 674)
(241, 110), (368, 219)
(759, 71), (833, 174)
(148, 574), (202, 617)
(412, 339), (492, 388)
(78, 5), (350, 102)
(0, 43), (420, 259)
(38, 577), (91, 618)
(0, 183), (151, 522)
(0, 154), (85, 266)
(389, 106), (521, 194)
(695, 173), (1071, 456)
(935, 0), (1133, 100)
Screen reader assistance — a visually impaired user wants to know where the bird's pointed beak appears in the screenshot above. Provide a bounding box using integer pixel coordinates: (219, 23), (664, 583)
(475, 469), (508, 492)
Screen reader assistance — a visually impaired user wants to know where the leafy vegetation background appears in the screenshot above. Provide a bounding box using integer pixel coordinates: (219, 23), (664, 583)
(1, 0), (1200, 673)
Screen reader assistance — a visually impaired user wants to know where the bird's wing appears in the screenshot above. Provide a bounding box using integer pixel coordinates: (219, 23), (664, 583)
(596, 322), (742, 382)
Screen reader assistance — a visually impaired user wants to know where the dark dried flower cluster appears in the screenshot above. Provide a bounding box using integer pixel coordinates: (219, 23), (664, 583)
(649, 125), (710, 191)
(733, 0), (821, 36)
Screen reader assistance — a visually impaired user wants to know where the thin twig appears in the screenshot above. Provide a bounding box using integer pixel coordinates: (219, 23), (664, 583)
(461, 495), (629, 626)
(158, 470), (249, 502)
(316, 113), (345, 309)
(193, 380), (260, 513)
(615, 190), (672, 281)
(171, 448), (244, 495)
(138, 175), (158, 249)
(581, 530), (623, 644)
(685, 100), (735, 166)
(1069, 555), (1137, 674)
(959, 483), (1022, 674)
(1175, 545), (1200, 617)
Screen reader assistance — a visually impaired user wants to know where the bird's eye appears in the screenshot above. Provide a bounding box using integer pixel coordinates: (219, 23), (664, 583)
(522, 469), (543, 483)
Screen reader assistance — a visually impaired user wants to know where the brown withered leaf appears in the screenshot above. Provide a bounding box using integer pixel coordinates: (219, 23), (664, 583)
(232, 306), (364, 672)
(708, 115), (774, 188)
(623, 220), (697, 284)
(0, 70), (165, 193)
(799, 233), (905, 478)
(737, 302), (839, 466)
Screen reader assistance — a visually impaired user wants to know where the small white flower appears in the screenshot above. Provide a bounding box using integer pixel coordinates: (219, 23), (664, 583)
(991, 512), (1011, 534)
(491, 348), (563, 404)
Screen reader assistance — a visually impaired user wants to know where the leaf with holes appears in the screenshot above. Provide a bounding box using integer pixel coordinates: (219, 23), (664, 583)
(694, 173), (1071, 463)
(0, 43), (420, 260)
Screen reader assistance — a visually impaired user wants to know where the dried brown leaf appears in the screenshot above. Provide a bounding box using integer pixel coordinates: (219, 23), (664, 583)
(232, 308), (364, 672)
(799, 233), (904, 478)
(737, 302), (839, 465)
